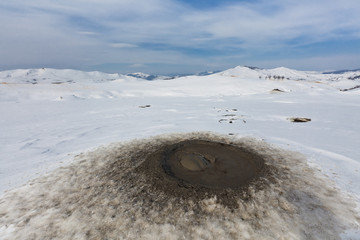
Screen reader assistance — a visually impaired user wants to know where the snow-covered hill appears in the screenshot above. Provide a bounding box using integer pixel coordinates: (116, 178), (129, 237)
(2, 65), (359, 86)
(0, 66), (359, 238)
(1, 66), (359, 102)
(218, 65), (360, 82)
(0, 68), (135, 84)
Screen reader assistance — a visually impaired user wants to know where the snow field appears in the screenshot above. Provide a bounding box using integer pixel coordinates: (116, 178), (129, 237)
(0, 66), (360, 238)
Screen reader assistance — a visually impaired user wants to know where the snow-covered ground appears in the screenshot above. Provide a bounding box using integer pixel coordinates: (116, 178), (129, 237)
(0, 66), (360, 238)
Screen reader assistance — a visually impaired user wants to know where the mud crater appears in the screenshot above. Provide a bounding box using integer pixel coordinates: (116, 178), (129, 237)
(161, 140), (265, 189)
(135, 139), (276, 208)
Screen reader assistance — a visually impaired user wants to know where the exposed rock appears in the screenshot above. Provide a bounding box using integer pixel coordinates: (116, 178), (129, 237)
(288, 117), (311, 122)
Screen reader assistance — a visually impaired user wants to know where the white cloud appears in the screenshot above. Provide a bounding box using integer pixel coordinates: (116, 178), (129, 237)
(110, 43), (137, 48)
(252, 54), (360, 71)
(130, 63), (145, 68)
(78, 31), (97, 36)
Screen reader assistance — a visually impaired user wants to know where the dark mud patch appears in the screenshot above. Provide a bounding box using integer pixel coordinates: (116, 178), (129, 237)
(162, 140), (264, 189)
(340, 85), (360, 92)
(288, 117), (311, 122)
(139, 104), (151, 108)
(0, 132), (359, 239)
(270, 88), (286, 93)
(132, 140), (275, 208)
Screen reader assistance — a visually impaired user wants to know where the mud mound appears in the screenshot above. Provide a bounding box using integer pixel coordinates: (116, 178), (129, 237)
(0, 132), (359, 240)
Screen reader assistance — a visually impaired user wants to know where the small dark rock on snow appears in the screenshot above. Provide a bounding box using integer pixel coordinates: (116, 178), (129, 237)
(288, 117), (311, 123)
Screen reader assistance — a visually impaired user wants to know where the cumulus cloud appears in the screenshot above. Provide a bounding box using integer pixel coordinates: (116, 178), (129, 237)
(0, 0), (359, 72)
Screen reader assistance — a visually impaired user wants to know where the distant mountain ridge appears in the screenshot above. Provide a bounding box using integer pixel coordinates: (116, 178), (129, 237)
(323, 69), (360, 74)
(126, 72), (174, 81)
(1, 66), (360, 84)
(126, 70), (222, 80)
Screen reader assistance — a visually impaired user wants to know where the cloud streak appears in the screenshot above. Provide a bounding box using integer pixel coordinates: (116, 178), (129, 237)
(110, 43), (137, 48)
(0, 0), (359, 73)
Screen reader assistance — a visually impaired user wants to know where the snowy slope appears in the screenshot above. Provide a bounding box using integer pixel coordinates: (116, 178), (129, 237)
(218, 65), (360, 82)
(0, 68), (137, 84)
(0, 66), (359, 238)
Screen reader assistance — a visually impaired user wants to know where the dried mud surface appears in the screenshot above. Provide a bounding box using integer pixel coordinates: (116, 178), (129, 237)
(0, 132), (359, 240)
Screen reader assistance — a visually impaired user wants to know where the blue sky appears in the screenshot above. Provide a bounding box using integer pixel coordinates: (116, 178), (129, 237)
(0, 0), (359, 74)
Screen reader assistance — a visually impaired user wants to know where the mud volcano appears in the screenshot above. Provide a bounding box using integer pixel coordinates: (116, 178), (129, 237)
(0, 133), (359, 239)
(161, 140), (264, 189)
